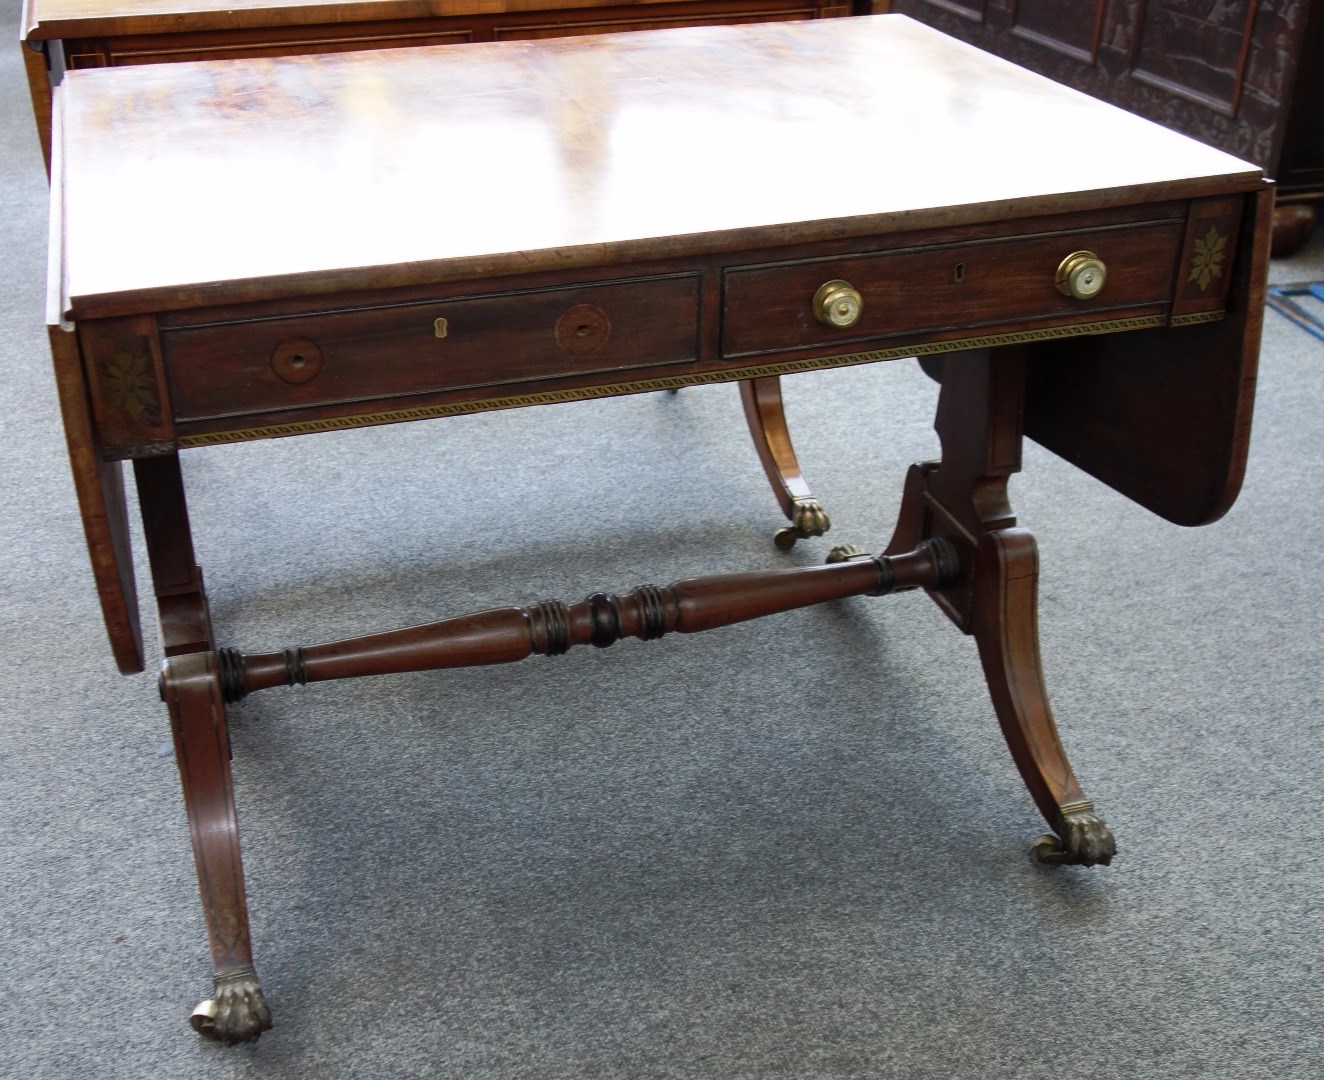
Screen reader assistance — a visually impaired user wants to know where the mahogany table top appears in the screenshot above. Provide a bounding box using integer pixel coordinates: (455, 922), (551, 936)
(50, 14), (1261, 321)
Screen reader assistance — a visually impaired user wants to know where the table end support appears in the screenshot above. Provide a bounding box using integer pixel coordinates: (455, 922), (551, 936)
(162, 650), (273, 1043)
(971, 527), (1115, 868)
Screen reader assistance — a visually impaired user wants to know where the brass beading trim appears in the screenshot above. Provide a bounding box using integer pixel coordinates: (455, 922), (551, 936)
(175, 312), (1217, 451)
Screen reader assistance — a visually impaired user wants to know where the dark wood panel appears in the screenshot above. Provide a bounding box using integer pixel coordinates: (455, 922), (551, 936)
(1131, 0), (1260, 116)
(918, 0), (988, 20)
(722, 220), (1183, 358)
(1024, 186), (1270, 527)
(496, 6), (822, 39)
(1276, 0), (1324, 196)
(890, 0), (1312, 176)
(1011, 0), (1104, 62)
(68, 24), (475, 66)
(163, 276), (701, 421)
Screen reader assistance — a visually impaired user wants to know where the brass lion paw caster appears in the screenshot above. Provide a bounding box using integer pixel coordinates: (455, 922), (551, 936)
(1029, 806), (1117, 867)
(773, 497), (831, 550)
(190, 966), (272, 1045)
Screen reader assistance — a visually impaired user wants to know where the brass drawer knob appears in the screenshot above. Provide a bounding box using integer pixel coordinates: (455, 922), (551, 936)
(1055, 251), (1107, 300)
(812, 279), (863, 329)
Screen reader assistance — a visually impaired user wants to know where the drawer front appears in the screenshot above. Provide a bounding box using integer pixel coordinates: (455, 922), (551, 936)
(496, 7), (823, 41)
(72, 26), (476, 69)
(721, 222), (1185, 359)
(163, 276), (700, 422)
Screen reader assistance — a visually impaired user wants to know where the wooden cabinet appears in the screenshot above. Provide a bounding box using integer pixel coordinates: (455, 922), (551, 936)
(879, 1), (1324, 246)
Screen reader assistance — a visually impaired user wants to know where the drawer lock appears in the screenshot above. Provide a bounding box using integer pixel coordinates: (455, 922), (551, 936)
(1055, 251), (1107, 300)
(812, 280), (863, 329)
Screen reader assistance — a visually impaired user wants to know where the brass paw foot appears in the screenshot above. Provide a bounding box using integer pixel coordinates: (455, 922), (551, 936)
(825, 544), (870, 564)
(190, 966), (273, 1044)
(1030, 806), (1116, 868)
(773, 498), (831, 550)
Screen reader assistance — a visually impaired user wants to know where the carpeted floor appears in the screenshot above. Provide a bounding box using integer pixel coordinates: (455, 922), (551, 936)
(3, 4), (1322, 1076)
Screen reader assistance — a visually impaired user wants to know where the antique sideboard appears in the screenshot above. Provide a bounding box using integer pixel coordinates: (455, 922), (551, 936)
(46, 15), (1269, 1042)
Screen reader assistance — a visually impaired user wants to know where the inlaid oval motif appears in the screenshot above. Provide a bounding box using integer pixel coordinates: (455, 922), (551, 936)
(270, 337), (323, 384)
(555, 304), (611, 354)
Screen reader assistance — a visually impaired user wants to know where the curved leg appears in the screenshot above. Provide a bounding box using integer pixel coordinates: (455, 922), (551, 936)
(971, 528), (1115, 867)
(162, 651), (272, 1043)
(739, 377), (830, 549)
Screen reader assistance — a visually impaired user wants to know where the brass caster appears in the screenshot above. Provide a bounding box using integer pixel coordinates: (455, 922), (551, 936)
(189, 966), (273, 1044)
(1029, 834), (1064, 866)
(1029, 807), (1116, 868)
(825, 544), (871, 564)
(773, 498), (830, 550)
(190, 998), (218, 1036)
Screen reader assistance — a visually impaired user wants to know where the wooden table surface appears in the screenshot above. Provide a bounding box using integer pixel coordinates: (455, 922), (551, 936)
(52, 14), (1260, 320)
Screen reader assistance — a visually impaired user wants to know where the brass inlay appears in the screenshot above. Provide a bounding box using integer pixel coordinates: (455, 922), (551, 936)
(1170, 310), (1226, 327)
(101, 348), (158, 420)
(1188, 226), (1227, 291)
(433, 317), (448, 339)
(171, 313), (1203, 452)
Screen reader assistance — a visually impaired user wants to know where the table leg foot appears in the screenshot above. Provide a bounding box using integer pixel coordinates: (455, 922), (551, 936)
(740, 377), (831, 549)
(162, 651), (272, 1042)
(971, 527), (1115, 868)
(772, 498), (831, 551)
(1029, 807), (1116, 867)
(190, 965), (272, 1044)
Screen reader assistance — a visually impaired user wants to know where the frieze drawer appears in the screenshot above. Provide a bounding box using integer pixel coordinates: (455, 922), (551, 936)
(162, 275), (701, 422)
(721, 222), (1187, 359)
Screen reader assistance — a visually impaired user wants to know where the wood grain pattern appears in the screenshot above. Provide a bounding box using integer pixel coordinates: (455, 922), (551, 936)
(51, 15), (1261, 319)
(25, 0), (754, 37)
(1023, 185), (1272, 527)
(162, 274), (700, 421)
(24, 1), (850, 170)
(721, 219), (1185, 358)
(222, 540), (950, 695)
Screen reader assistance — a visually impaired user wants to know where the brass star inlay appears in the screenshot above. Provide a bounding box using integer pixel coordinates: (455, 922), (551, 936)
(101, 349), (158, 420)
(1188, 226), (1227, 292)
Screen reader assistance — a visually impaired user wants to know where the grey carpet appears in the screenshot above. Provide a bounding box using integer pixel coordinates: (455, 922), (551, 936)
(3, 3), (1322, 1076)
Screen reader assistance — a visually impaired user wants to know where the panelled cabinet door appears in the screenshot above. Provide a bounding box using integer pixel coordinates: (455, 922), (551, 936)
(883, 1), (1316, 183)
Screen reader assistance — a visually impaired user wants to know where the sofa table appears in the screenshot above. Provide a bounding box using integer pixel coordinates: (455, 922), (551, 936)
(46, 14), (1270, 1043)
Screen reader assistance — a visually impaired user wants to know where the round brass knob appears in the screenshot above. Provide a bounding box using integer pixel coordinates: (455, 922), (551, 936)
(812, 280), (863, 329)
(1055, 251), (1107, 300)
